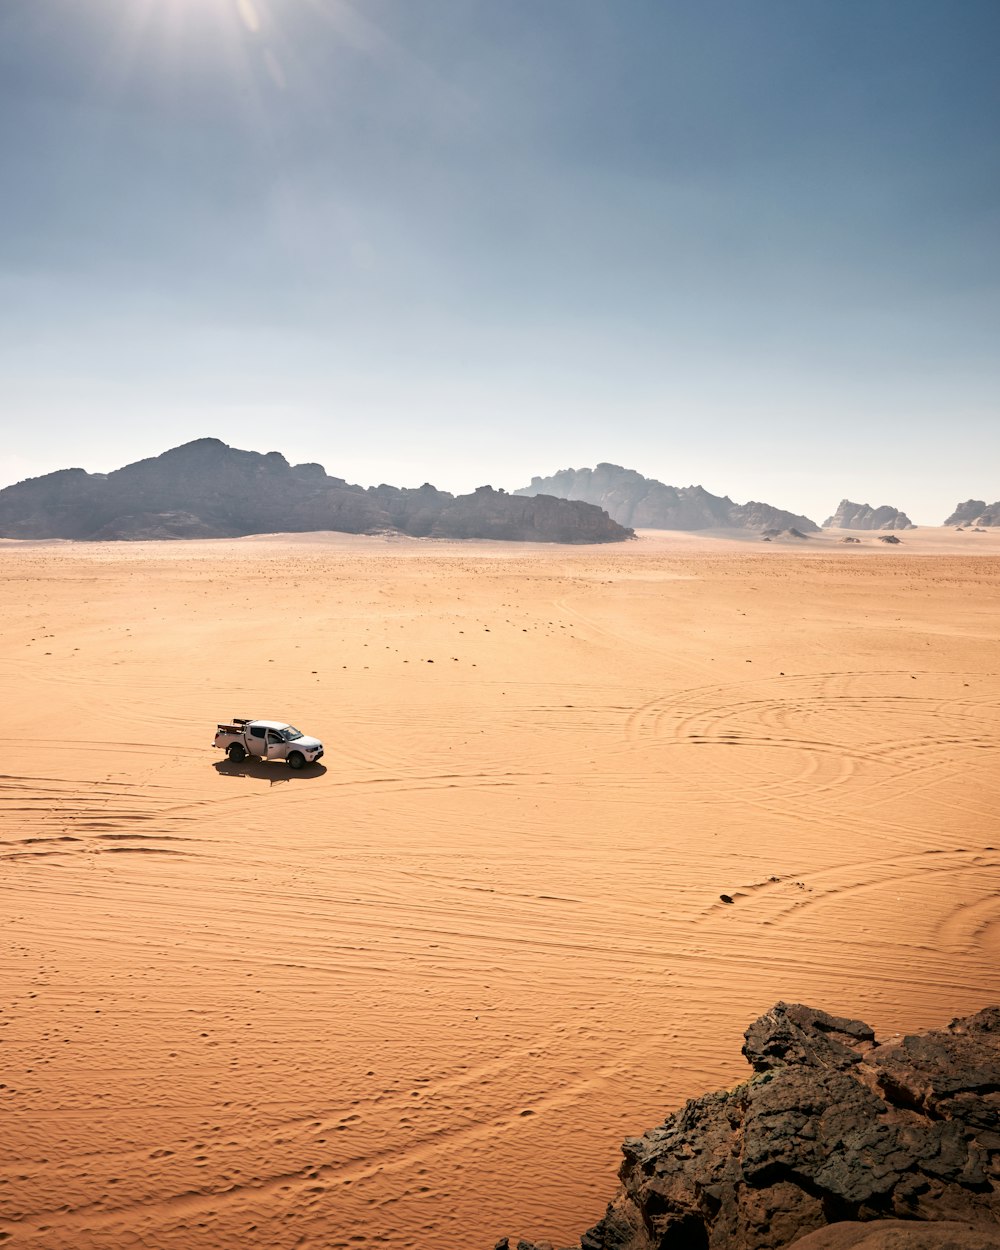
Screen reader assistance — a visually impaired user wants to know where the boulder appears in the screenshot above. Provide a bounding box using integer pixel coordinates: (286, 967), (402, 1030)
(496, 1003), (1000, 1250)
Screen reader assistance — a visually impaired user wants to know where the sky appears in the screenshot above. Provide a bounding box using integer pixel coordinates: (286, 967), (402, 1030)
(1, 0), (997, 525)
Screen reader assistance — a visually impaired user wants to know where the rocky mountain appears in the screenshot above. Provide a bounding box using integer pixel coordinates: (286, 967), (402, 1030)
(945, 500), (1000, 527)
(0, 440), (632, 544)
(514, 464), (820, 533)
(499, 1001), (1000, 1250)
(824, 500), (914, 530)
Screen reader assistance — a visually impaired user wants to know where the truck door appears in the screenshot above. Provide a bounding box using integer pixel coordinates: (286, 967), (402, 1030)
(265, 730), (285, 760)
(247, 724), (268, 759)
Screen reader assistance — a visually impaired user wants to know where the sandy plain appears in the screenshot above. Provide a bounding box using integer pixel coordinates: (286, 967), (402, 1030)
(2, 527), (999, 1249)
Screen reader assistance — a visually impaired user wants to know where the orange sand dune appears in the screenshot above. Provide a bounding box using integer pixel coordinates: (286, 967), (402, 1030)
(2, 530), (999, 1248)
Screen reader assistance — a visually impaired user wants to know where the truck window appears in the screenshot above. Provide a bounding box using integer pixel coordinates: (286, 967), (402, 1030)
(250, 726), (266, 739)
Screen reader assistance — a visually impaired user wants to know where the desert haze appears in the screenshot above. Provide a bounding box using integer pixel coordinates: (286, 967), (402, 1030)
(2, 529), (1000, 1249)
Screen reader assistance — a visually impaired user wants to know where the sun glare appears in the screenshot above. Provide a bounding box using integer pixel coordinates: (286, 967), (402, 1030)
(129, 0), (267, 40)
(235, 0), (261, 35)
(110, 0), (373, 98)
(104, 0), (295, 108)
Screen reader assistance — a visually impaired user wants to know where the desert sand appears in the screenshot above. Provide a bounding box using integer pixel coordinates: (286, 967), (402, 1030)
(2, 527), (999, 1249)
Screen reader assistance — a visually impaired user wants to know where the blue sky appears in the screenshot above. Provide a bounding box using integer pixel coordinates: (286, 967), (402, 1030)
(1, 0), (997, 523)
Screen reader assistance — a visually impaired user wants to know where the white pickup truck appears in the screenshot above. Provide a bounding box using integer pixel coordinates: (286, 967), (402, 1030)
(214, 719), (325, 769)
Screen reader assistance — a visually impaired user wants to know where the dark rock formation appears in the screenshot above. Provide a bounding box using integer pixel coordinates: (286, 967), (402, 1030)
(499, 1003), (1000, 1250)
(944, 501), (1000, 527)
(514, 465), (819, 534)
(430, 487), (631, 544)
(824, 501), (914, 530)
(0, 440), (632, 545)
(878, 534), (902, 544)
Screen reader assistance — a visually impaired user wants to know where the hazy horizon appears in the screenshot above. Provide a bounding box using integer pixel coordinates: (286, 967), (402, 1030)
(2, 0), (998, 525)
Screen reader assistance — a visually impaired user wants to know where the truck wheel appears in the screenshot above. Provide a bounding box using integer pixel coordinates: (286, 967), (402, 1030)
(287, 751), (305, 770)
(227, 743), (246, 763)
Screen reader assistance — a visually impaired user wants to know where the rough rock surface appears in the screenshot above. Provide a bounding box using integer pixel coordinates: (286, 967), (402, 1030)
(944, 501), (1000, 527)
(793, 1220), (1000, 1248)
(498, 1003), (1000, 1250)
(824, 500), (915, 530)
(0, 439), (632, 544)
(514, 465), (819, 533)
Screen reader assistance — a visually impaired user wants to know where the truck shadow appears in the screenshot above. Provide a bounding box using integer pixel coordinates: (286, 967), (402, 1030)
(213, 759), (327, 786)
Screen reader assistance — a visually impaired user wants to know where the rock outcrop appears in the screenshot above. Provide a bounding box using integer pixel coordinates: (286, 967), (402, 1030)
(430, 487), (631, 544)
(0, 440), (632, 545)
(498, 1002), (1000, 1250)
(824, 501), (914, 530)
(945, 501), (1000, 527)
(514, 465), (819, 534)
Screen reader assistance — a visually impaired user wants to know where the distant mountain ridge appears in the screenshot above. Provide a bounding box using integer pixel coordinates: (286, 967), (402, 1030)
(945, 499), (1000, 527)
(824, 499), (914, 530)
(514, 463), (820, 533)
(0, 439), (632, 544)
